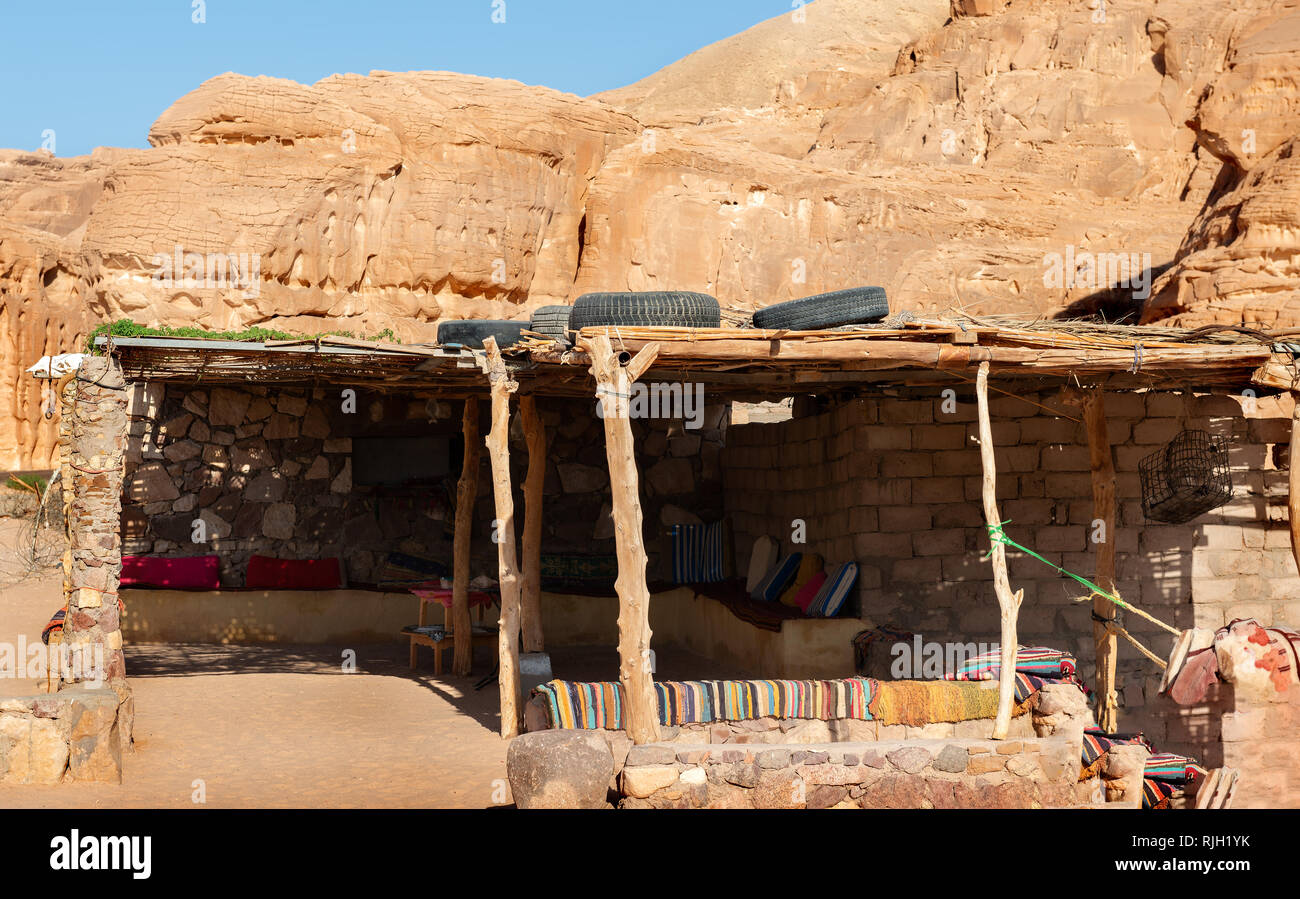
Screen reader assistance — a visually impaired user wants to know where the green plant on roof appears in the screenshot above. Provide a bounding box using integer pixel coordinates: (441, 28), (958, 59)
(84, 320), (403, 354)
(4, 474), (48, 495)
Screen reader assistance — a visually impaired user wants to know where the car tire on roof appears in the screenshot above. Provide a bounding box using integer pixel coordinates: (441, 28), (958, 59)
(568, 291), (722, 330)
(750, 286), (889, 331)
(529, 305), (574, 347)
(435, 320), (529, 349)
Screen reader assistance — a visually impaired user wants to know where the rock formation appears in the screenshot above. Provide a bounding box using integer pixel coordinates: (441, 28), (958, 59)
(1, 0), (1296, 467)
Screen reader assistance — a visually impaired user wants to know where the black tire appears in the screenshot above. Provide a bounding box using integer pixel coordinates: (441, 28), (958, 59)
(436, 320), (529, 349)
(751, 286), (889, 330)
(529, 305), (573, 346)
(569, 291), (721, 330)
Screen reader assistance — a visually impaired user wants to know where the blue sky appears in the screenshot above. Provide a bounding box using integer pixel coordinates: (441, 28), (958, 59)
(2, 0), (784, 157)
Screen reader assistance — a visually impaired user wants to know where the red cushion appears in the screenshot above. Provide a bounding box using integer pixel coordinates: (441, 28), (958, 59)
(794, 570), (828, 614)
(121, 555), (221, 590)
(246, 555), (343, 590)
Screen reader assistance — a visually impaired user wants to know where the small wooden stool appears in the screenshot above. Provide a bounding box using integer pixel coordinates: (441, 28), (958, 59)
(405, 590), (497, 675)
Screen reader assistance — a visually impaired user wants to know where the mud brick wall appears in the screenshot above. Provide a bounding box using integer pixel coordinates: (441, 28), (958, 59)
(121, 381), (727, 587)
(722, 387), (1299, 718)
(1147, 681), (1300, 809)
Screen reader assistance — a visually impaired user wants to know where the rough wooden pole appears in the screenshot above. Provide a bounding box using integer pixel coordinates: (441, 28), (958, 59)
(1081, 388), (1120, 733)
(582, 333), (661, 745)
(483, 337), (523, 738)
(1290, 393), (1300, 578)
(452, 398), (480, 676)
(519, 395), (546, 653)
(974, 362), (1023, 739)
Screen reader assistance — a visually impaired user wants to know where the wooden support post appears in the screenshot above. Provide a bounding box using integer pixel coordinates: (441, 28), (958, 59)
(1290, 393), (1300, 579)
(582, 333), (661, 745)
(452, 398), (480, 676)
(974, 362), (1023, 740)
(483, 337), (523, 739)
(520, 395), (546, 653)
(1081, 388), (1119, 733)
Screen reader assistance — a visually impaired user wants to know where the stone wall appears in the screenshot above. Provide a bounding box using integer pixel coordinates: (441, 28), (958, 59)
(617, 735), (1089, 808)
(0, 687), (132, 784)
(64, 357), (129, 684)
(121, 381), (727, 588)
(723, 388), (1297, 717)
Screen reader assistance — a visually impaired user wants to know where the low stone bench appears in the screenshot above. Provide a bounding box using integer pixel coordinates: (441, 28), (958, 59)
(616, 735), (1090, 809)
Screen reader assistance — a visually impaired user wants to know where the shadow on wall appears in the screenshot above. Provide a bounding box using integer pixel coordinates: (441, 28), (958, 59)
(721, 388), (1295, 705)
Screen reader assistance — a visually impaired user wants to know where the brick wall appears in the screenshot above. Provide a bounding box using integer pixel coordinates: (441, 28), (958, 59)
(1149, 680), (1300, 808)
(722, 387), (1298, 720)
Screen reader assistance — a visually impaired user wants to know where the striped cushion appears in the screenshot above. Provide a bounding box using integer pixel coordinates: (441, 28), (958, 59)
(945, 646), (1079, 682)
(534, 676), (875, 728)
(670, 520), (727, 584)
(810, 562), (858, 617)
(794, 570), (828, 614)
(778, 554), (824, 607)
(751, 553), (802, 602)
(745, 536), (778, 593)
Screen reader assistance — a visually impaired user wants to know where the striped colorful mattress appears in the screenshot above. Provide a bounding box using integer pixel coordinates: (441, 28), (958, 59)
(532, 676), (875, 729)
(944, 646), (1078, 681)
(1080, 728), (1207, 809)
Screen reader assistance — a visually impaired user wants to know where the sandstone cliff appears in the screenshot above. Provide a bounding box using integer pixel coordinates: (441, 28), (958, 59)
(1, 0), (1296, 467)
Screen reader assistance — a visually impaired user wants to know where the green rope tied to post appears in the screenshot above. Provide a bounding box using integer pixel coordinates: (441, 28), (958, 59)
(983, 521), (1180, 637)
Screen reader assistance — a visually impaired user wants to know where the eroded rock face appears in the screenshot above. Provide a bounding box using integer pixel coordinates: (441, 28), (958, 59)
(2, 0), (1295, 467)
(1142, 6), (1300, 328)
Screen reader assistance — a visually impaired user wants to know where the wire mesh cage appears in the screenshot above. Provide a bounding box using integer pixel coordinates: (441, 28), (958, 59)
(1139, 429), (1233, 524)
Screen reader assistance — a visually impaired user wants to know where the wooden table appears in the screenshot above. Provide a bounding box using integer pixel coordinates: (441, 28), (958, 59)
(404, 586), (497, 675)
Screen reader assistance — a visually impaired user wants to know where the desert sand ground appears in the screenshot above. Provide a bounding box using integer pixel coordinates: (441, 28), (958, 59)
(0, 516), (737, 808)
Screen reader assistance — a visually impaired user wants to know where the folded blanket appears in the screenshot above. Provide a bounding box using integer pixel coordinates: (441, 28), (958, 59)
(945, 646), (1078, 681)
(694, 580), (805, 632)
(1081, 728), (1153, 773)
(376, 551), (449, 588)
(1142, 778), (1179, 810)
(868, 679), (1003, 726)
(1145, 752), (1204, 783)
(533, 676), (875, 729)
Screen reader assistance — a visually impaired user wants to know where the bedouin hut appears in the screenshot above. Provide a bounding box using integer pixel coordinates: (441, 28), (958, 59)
(22, 308), (1300, 808)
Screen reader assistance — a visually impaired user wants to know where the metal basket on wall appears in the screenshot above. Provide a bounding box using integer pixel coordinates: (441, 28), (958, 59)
(1139, 429), (1233, 524)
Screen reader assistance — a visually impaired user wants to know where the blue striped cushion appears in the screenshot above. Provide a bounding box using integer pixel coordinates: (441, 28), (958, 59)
(751, 553), (802, 602)
(811, 562), (858, 617)
(671, 521), (727, 584)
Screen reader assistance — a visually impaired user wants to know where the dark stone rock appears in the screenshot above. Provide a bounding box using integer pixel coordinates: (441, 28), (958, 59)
(232, 503), (265, 539)
(150, 512), (197, 545)
(807, 785), (849, 809)
(886, 746), (932, 774)
(934, 744), (969, 774)
(626, 744), (677, 766)
(723, 762), (761, 788)
(506, 730), (614, 809)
